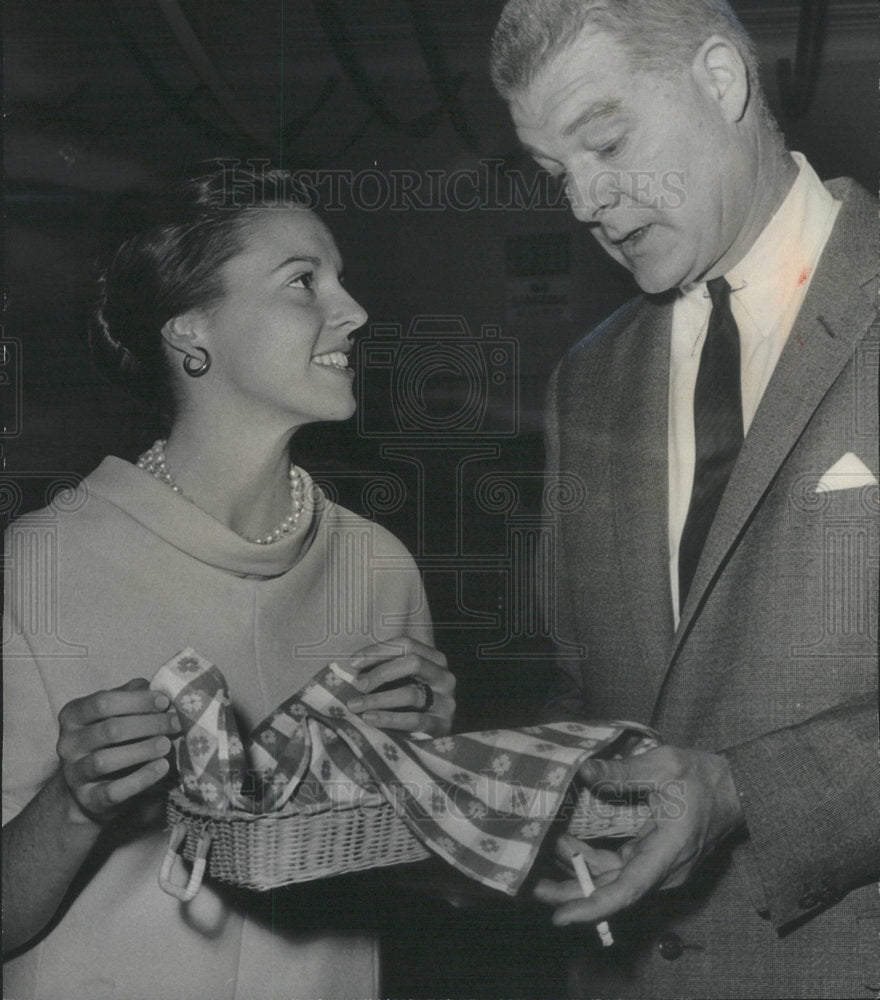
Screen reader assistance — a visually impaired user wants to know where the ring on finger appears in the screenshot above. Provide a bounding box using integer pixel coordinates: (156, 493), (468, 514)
(412, 679), (434, 712)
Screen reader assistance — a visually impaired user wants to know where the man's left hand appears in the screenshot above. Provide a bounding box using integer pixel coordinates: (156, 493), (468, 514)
(534, 746), (745, 925)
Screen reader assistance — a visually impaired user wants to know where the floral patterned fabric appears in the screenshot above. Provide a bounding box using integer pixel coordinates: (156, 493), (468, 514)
(152, 648), (657, 895)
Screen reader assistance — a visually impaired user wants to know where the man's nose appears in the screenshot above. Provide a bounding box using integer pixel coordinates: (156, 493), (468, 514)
(566, 166), (620, 221)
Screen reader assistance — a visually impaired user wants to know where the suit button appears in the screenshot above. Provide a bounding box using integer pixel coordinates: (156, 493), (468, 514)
(657, 932), (684, 961)
(798, 891), (819, 910)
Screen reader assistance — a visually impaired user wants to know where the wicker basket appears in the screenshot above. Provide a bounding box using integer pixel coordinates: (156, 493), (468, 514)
(160, 788), (431, 900)
(566, 786), (647, 840)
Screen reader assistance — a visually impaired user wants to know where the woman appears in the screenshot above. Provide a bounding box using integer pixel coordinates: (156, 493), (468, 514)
(2, 164), (455, 1000)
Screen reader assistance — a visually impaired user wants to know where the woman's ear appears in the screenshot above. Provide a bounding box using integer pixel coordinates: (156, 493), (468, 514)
(692, 35), (750, 123)
(161, 311), (207, 355)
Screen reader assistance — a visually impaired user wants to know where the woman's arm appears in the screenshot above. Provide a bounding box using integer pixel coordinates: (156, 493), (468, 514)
(2, 679), (180, 954)
(3, 770), (105, 954)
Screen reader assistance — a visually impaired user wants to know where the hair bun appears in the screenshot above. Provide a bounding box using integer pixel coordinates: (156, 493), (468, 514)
(88, 268), (144, 381)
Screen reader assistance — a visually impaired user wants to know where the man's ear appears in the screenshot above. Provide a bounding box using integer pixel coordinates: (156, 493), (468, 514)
(692, 35), (750, 123)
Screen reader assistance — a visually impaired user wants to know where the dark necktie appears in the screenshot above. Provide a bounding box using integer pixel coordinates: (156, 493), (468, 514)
(678, 276), (744, 609)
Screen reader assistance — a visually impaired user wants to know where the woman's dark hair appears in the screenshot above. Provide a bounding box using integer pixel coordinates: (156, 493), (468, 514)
(90, 161), (311, 420)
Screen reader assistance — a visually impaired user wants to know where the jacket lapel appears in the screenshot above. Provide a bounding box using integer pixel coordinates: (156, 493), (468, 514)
(610, 297), (676, 683)
(672, 182), (878, 655)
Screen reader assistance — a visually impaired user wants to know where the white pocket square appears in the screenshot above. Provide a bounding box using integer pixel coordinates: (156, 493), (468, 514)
(814, 453), (879, 493)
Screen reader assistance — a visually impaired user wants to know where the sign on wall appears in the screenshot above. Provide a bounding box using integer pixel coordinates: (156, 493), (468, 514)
(505, 234), (572, 325)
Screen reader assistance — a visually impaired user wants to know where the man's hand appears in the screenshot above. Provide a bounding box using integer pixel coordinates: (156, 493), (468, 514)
(534, 746), (745, 925)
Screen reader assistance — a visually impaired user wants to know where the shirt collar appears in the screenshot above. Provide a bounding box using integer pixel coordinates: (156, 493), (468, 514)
(723, 152), (840, 337)
(676, 153), (840, 342)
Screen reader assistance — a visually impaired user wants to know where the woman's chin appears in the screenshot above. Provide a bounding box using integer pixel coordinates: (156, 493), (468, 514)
(298, 399), (357, 426)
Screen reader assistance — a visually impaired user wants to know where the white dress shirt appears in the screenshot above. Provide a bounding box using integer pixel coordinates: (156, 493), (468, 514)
(668, 153), (841, 623)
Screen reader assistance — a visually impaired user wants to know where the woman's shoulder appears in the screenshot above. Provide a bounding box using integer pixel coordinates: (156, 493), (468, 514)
(4, 457), (134, 542)
(314, 489), (416, 561)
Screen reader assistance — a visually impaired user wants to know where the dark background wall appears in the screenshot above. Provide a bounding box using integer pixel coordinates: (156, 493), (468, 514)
(2, 3), (877, 997)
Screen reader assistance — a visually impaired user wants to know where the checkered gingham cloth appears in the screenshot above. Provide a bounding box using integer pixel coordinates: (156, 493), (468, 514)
(152, 648), (657, 895)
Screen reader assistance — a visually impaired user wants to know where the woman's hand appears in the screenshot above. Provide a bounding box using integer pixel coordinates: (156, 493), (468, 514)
(3, 679), (180, 953)
(56, 677), (181, 825)
(346, 637), (456, 736)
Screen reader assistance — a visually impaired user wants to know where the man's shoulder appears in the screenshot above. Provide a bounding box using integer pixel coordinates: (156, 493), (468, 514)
(560, 288), (674, 372)
(825, 175), (877, 211)
(566, 295), (645, 362)
(824, 177), (878, 262)
(547, 294), (655, 418)
(815, 177), (878, 309)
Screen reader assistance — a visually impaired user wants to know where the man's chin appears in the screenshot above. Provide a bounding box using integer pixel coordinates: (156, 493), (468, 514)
(629, 262), (684, 296)
(635, 278), (680, 295)
(604, 247), (683, 295)
(598, 231), (685, 295)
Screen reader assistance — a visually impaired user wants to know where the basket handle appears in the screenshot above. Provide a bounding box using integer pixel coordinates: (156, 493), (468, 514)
(159, 820), (213, 902)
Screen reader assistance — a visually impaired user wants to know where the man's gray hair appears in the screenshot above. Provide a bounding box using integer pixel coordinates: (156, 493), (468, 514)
(491, 0), (767, 116)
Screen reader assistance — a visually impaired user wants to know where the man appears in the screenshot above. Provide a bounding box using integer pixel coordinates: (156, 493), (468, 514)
(490, 1), (878, 997)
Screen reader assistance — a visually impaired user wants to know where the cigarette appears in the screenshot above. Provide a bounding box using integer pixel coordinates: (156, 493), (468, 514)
(571, 853), (614, 947)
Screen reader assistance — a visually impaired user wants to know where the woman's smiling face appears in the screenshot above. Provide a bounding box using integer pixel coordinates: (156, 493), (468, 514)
(192, 206), (368, 428)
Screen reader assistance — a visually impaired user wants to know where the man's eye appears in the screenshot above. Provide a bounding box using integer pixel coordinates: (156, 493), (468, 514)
(597, 139), (623, 158)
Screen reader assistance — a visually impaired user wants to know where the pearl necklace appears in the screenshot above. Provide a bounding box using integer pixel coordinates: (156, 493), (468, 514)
(137, 439), (305, 545)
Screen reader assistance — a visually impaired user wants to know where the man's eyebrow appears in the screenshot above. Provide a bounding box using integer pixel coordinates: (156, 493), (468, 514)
(272, 254), (321, 272)
(562, 100), (623, 136)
